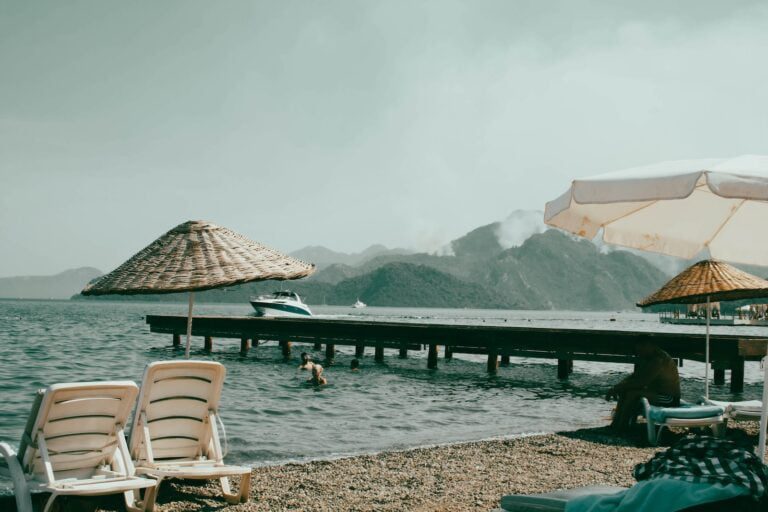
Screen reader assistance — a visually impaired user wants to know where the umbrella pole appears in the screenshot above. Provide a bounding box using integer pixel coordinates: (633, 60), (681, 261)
(185, 291), (194, 359)
(705, 296), (710, 400)
(760, 347), (768, 461)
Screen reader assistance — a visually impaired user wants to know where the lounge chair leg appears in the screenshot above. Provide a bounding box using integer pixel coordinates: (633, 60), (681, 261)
(221, 474), (251, 504)
(42, 492), (59, 512)
(239, 472), (252, 503)
(221, 477), (237, 504)
(0, 441), (33, 512)
(125, 485), (157, 512)
(712, 421), (727, 438)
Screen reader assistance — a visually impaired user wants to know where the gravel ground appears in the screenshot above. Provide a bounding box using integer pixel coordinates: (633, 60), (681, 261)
(3, 423), (759, 512)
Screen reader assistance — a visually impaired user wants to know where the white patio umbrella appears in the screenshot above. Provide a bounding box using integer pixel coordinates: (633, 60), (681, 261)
(544, 154), (768, 460)
(81, 220), (315, 358)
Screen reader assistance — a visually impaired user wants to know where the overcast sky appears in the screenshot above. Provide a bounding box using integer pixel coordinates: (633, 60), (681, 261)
(1, 1), (767, 276)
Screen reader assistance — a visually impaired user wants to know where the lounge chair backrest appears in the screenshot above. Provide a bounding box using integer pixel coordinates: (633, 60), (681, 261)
(19, 381), (139, 480)
(129, 361), (226, 463)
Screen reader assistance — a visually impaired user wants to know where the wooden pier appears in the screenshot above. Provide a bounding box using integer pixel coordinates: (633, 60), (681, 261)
(146, 315), (768, 393)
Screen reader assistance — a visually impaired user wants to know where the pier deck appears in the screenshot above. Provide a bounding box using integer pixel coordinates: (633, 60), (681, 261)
(146, 315), (768, 393)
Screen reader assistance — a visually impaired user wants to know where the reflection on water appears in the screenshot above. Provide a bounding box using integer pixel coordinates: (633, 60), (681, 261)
(0, 299), (764, 487)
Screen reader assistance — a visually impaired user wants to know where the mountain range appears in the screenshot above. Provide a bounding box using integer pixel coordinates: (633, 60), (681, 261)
(11, 211), (763, 310)
(0, 267), (103, 299)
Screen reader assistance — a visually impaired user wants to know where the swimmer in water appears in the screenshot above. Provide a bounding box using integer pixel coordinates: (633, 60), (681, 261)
(350, 358), (360, 371)
(308, 364), (327, 385)
(299, 352), (314, 371)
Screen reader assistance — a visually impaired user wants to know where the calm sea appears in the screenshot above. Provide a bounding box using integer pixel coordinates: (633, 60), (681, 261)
(1, 299), (765, 491)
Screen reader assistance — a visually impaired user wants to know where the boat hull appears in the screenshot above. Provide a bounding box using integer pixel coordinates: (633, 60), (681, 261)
(250, 300), (312, 317)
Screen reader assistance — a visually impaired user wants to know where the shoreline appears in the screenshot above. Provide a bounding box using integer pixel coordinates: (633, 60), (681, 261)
(0, 427), (664, 512)
(0, 423), (759, 511)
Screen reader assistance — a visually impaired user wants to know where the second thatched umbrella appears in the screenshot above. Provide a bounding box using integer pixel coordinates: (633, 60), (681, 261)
(637, 259), (768, 399)
(81, 220), (315, 357)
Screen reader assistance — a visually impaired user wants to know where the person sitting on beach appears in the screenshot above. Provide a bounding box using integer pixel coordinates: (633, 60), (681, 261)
(308, 364), (327, 385)
(299, 352), (314, 371)
(605, 340), (680, 433)
(350, 358), (360, 371)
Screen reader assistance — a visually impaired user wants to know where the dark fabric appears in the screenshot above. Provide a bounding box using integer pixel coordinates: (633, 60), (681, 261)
(634, 436), (768, 500)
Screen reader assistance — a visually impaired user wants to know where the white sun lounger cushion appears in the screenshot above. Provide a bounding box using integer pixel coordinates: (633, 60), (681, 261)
(646, 404), (724, 424)
(705, 399), (763, 416)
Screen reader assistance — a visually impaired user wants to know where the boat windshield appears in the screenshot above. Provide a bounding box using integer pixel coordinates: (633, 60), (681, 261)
(273, 291), (298, 299)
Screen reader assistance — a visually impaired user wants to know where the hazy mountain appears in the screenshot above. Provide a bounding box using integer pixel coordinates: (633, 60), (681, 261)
(0, 267), (103, 299)
(328, 262), (511, 308)
(489, 230), (668, 310)
(309, 263), (361, 284)
(450, 222), (503, 259)
(290, 244), (412, 269)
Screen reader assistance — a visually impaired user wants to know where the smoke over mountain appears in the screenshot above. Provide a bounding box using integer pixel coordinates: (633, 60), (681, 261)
(494, 210), (547, 249)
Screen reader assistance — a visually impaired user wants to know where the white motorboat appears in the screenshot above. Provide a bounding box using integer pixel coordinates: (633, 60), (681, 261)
(352, 299), (367, 309)
(250, 291), (312, 317)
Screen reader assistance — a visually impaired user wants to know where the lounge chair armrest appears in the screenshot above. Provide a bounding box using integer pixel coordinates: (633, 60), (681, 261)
(0, 441), (33, 512)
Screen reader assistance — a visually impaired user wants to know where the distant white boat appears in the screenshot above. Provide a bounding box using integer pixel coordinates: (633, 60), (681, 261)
(250, 291), (312, 317)
(352, 299), (367, 309)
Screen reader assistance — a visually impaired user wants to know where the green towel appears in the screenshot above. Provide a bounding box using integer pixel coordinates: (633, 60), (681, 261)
(565, 479), (748, 512)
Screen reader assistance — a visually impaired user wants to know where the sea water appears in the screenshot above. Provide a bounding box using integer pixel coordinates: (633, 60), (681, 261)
(0, 299), (764, 491)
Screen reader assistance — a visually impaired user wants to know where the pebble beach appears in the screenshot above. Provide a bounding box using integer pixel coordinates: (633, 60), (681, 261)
(1, 423), (760, 511)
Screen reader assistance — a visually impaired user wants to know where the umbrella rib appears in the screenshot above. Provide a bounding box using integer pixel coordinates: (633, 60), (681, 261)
(600, 199), (660, 229)
(703, 199), (746, 249)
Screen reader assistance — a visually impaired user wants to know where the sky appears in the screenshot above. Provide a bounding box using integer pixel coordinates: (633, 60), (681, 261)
(1, 0), (768, 276)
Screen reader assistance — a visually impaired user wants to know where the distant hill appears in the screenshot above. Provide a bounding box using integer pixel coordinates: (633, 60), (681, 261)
(328, 262), (512, 308)
(488, 230), (668, 310)
(0, 267), (102, 299)
(290, 244), (412, 269)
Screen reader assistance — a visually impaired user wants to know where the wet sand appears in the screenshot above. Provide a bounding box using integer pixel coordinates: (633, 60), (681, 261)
(2, 423), (758, 512)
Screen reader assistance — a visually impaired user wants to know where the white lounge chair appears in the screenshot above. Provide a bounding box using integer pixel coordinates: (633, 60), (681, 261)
(641, 398), (725, 445)
(0, 381), (157, 512)
(128, 360), (251, 504)
(704, 398), (763, 423)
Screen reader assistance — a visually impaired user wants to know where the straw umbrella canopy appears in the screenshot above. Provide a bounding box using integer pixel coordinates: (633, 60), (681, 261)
(637, 259), (768, 398)
(544, 155), (768, 460)
(81, 220), (315, 357)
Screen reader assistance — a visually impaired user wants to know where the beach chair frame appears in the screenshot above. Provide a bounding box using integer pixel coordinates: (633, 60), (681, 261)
(0, 382), (157, 512)
(641, 398), (725, 446)
(129, 361), (251, 504)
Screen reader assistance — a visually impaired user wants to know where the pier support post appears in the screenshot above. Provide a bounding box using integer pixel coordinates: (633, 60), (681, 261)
(427, 344), (438, 369)
(204, 336), (213, 352)
(355, 344), (365, 358)
(325, 343), (335, 362)
(557, 359), (571, 379)
(500, 354), (510, 366)
(375, 344), (384, 363)
(487, 350), (499, 373)
(730, 358), (745, 393)
(713, 368), (725, 385)
(281, 341), (292, 358)
(172, 334), (181, 347)
(240, 338), (251, 354)
(314, 342), (322, 350)
(398, 345), (408, 358)
(444, 346), (453, 360)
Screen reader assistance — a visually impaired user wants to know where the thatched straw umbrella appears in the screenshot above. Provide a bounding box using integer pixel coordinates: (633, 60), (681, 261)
(81, 220), (315, 357)
(637, 259), (768, 398)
